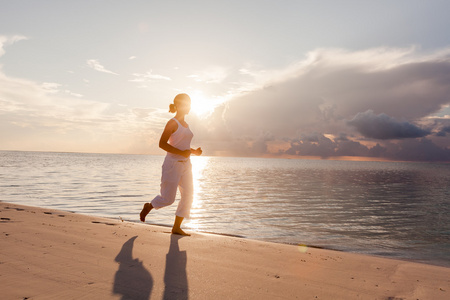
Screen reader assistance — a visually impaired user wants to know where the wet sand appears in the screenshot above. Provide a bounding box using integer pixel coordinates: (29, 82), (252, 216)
(1, 202), (449, 299)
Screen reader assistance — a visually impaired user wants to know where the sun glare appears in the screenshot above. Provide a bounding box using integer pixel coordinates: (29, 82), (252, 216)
(189, 91), (224, 117)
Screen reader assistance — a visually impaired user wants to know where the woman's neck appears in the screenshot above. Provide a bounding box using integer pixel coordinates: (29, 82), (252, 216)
(174, 113), (186, 122)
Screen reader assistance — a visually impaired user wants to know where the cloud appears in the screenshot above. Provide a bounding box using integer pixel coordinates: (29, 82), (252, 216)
(130, 71), (171, 82)
(64, 90), (83, 98)
(0, 70), (168, 154)
(131, 107), (158, 119)
(436, 124), (450, 137)
(41, 82), (83, 98)
(391, 138), (450, 161)
(0, 35), (28, 57)
(196, 46), (450, 161)
(282, 133), (372, 158)
(0, 72), (107, 120)
(286, 134), (337, 158)
(188, 66), (228, 83)
(2, 42), (450, 161)
(347, 110), (430, 139)
(41, 82), (62, 94)
(86, 59), (119, 75)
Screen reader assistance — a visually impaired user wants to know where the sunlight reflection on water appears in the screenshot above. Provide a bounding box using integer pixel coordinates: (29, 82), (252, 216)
(186, 156), (209, 231)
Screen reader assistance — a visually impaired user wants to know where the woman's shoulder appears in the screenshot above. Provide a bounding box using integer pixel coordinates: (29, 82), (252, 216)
(166, 118), (178, 132)
(170, 117), (188, 128)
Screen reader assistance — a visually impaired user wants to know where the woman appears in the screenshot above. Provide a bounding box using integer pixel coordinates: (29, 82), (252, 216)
(140, 93), (202, 236)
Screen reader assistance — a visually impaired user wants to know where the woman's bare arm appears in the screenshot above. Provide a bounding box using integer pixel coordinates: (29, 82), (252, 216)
(159, 119), (191, 158)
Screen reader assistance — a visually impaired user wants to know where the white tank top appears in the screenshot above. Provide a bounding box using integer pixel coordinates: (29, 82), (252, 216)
(167, 118), (194, 160)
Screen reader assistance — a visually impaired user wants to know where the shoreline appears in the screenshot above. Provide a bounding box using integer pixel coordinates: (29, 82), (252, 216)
(3, 200), (449, 268)
(1, 201), (449, 299)
(135, 222), (449, 269)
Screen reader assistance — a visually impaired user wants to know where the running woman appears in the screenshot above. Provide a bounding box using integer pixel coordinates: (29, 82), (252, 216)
(140, 93), (202, 236)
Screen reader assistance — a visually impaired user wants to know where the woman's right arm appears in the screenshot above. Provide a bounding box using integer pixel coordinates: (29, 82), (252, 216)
(159, 120), (191, 158)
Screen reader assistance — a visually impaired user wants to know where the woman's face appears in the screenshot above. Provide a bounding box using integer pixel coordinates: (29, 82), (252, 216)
(177, 100), (191, 114)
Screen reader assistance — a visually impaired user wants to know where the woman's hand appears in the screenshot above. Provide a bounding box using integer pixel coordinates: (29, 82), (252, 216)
(191, 147), (202, 156)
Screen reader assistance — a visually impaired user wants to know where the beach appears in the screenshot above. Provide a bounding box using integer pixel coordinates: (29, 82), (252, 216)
(2, 152), (450, 267)
(1, 202), (449, 299)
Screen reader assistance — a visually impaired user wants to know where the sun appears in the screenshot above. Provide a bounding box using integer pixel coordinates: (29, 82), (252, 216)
(189, 91), (224, 117)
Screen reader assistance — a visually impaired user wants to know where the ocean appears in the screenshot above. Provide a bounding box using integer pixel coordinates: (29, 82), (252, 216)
(1, 150), (449, 267)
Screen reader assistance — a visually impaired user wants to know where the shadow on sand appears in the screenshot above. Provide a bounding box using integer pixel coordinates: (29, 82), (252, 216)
(163, 234), (189, 300)
(113, 236), (153, 300)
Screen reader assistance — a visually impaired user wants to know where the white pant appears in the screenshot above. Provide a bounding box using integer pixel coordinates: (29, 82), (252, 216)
(151, 157), (193, 218)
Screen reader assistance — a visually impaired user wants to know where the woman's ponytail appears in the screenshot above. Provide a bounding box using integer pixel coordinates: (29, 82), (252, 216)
(169, 103), (177, 113)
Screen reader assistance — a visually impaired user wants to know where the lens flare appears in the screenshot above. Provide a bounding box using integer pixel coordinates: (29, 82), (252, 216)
(298, 244), (308, 253)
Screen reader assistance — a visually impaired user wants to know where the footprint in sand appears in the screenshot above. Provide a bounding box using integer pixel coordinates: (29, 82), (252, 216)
(1, 217), (11, 221)
(4, 207), (24, 211)
(91, 221), (117, 226)
(44, 212), (53, 215)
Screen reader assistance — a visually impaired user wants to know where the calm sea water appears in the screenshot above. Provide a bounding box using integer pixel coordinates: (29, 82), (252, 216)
(1, 150), (449, 267)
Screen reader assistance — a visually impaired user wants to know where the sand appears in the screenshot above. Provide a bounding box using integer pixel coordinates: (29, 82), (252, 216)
(1, 202), (449, 300)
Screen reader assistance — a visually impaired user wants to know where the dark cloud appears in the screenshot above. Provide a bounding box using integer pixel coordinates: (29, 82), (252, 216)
(194, 47), (450, 161)
(391, 138), (450, 162)
(347, 110), (430, 140)
(282, 135), (450, 162)
(334, 139), (370, 157)
(286, 133), (337, 158)
(368, 143), (387, 158)
(282, 133), (374, 158)
(210, 48), (450, 138)
(436, 125), (450, 137)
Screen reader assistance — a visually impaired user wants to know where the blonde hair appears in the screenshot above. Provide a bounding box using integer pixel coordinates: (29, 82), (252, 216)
(169, 93), (191, 113)
(169, 103), (177, 113)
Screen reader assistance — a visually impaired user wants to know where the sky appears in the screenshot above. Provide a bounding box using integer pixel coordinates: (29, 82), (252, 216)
(1, 0), (450, 161)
